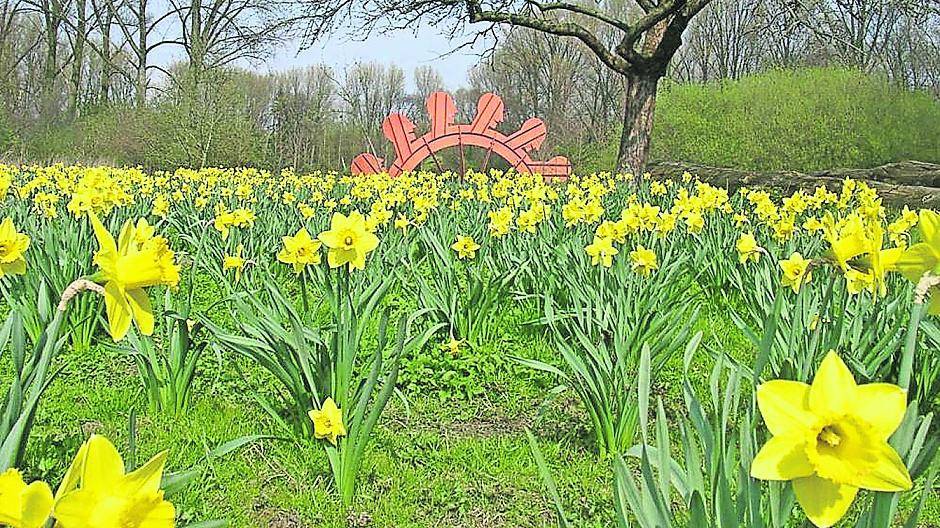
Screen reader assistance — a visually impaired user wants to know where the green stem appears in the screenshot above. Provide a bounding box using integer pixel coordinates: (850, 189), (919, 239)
(299, 269), (309, 314)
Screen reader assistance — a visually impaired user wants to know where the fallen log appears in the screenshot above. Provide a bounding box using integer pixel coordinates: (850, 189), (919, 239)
(647, 161), (940, 209)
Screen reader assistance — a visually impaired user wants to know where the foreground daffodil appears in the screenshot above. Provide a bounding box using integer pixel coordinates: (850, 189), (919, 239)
(0, 217), (30, 278)
(896, 209), (940, 313)
(53, 435), (175, 528)
(277, 227), (322, 273)
(751, 351), (912, 527)
(89, 212), (180, 341)
(451, 235), (481, 260)
(318, 211), (379, 271)
(0, 469), (53, 528)
(309, 397), (346, 446)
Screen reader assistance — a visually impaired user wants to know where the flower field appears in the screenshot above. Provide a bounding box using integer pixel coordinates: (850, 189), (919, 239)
(0, 164), (938, 527)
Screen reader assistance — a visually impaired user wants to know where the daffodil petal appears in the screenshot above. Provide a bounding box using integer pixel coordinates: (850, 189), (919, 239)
(750, 435), (815, 480)
(103, 281), (133, 341)
(793, 475), (858, 528)
(919, 209), (940, 243)
(126, 288), (155, 336)
(318, 230), (342, 248)
(853, 383), (907, 440)
(89, 211), (118, 257)
(136, 499), (176, 528)
(756, 380), (816, 436)
(809, 351), (857, 417)
(121, 450), (168, 496)
(20, 481), (53, 528)
(55, 441), (88, 499)
(82, 434), (125, 491)
(896, 243), (937, 282)
(852, 440), (913, 492)
(0, 469), (26, 526)
(52, 489), (99, 525)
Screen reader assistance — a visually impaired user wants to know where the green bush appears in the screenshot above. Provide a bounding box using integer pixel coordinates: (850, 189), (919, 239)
(649, 67), (940, 172)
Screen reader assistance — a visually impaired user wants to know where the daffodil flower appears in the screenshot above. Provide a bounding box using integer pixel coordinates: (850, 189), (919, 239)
(277, 227), (322, 273)
(223, 244), (246, 281)
(89, 212), (180, 341)
(736, 232), (762, 264)
(309, 397), (347, 446)
(53, 435), (175, 528)
(780, 252), (812, 293)
(897, 209), (940, 314)
(629, 245), (658, 276)
(317, 211), (379, 271)
(451, 235), (480, 260)
(0, 217), (30, 278)
(585, 236), (618, 268)
(751, 351), (912, 527)
(0, 469), (53, 528)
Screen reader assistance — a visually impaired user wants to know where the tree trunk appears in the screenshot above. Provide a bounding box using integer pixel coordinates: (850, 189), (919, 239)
(100, 2), (112, 103)
(134, 0), (147, 107)
(69, 0), (85, 117)
(616, 71), (661, 173)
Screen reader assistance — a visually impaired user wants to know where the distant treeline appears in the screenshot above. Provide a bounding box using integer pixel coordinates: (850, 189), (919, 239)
(0, 0), (938, 171)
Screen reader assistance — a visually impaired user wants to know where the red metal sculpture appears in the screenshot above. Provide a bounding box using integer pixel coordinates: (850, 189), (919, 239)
(350, 92), (571, 180)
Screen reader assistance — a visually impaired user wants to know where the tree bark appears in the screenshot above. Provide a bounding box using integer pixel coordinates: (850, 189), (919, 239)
(616, 71), (661, 173)
(648, 161), (940, 209)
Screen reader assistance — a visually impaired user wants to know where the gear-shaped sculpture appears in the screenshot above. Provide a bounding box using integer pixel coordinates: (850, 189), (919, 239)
(350, 92), (571, 181)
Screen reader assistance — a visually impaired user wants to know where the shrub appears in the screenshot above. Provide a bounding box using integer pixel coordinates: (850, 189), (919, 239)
(649, 67), (940, 172)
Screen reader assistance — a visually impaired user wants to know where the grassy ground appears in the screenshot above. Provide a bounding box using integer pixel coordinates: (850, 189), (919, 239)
(6, 285), (940, 527)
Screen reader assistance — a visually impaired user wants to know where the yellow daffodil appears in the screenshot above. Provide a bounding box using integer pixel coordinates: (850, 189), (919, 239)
(223, 244), (246, 281)
(780, 252), (812, 293)
(89, 212), (180, 341)
(277, 227), (322, 273)
(896, 210), (940, 314)
(629, 245), (658, 276)
(736, 232), (762, 264)
(585, 236), (618, 268)
(53, 435), (175, 528)
(317, 211), (379, 271)
(451, 235), (481, 260)
(823, 214), (867, 271)
(440, 337), (463, 356)
(0, 217), (29, 278)
(309, 397), (346, 446)
(0, 469), (53, 528)
(751, 351), (912, 527)
(487, 207), (512, 237)
(394, 214), (410, 233)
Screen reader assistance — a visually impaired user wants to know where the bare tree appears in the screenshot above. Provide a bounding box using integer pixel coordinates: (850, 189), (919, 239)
(336, 61), (406, 156)
(169, 0), (296, 77)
